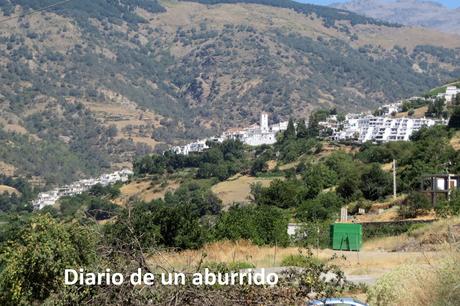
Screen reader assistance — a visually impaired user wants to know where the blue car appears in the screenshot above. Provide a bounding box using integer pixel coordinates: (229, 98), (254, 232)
(307, 297), (368, 306)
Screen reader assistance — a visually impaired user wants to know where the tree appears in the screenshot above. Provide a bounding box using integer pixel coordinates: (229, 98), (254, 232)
(399, 191), (431, 218)
(336, 174), (362, 201)
(250, 156), (268, 176)
(296, 192), (343, 222)
(283, 118), (296, 140)
(0, 215), (97, 304)
(254, 179), (304, 208)
(455, 93), (460, 106)
(359, 164), (392, 200)
(436, 190), (460, 217)
(214, 205), (289, 246)
(296, 119), (308, 138)
(426, 98), (445, 118)
(448, 106), (460, 129)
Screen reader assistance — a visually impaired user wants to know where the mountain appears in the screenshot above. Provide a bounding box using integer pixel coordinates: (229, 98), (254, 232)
(331, 0), (460, 34)
(1, 0), (460, 185)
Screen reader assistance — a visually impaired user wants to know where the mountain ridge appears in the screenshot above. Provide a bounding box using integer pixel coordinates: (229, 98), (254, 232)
(1, 0), (460, 185)
(332, 0), (460, 34)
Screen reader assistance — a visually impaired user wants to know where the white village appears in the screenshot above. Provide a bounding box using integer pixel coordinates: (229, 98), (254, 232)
(33, 86), (459, 210)
(172, 90), (457, 156)
(32, 169), (133, 210)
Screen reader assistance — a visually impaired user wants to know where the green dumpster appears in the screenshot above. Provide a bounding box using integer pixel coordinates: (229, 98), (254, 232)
(330, 223), (362, 251)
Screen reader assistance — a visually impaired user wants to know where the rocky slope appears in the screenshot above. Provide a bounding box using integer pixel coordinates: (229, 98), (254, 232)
(1, 0), (460, 184)
(332, 0), (460, 34)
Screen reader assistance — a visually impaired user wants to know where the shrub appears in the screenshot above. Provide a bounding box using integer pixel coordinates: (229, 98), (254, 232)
(359, 164), (392, 201)
(281, 253), (323, 268)
(368, 253), (460, 306)
(296, 192), (343, 222)
(0, 215), (97, 304)
(399, 191), (431, 218)
(435, 190), (460, 217)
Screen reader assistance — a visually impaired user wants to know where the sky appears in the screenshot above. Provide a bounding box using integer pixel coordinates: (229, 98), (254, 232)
(297, 0), (459, 9)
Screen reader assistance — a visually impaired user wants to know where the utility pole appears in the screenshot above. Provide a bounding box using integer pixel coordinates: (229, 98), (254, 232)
(393, 159), (397, 199)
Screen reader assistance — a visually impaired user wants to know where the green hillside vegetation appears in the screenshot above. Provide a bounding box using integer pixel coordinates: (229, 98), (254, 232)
(1, 0), (460, 184)
(427, 79), (460, 96)
(2, 115), (460, 303)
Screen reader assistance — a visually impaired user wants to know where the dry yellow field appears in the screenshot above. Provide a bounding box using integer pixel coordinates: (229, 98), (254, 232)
(0, 161), (16, 177)
(211, 175), (278, 206)
(395, 106), (428, 118)
(450, 131), (460, 150)
(149, 240), (446, 279)
(116, 179), (180, 205)
(0, 185), (20, 195)
(362, 216), (460, 252)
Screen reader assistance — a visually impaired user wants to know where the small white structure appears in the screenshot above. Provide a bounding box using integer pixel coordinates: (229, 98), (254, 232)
(260, 112), (269, 133)
(172, 139), (209, 155)
(445, 86), (460, 103)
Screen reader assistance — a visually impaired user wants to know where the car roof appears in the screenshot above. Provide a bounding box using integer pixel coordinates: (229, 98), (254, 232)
(308, 297), (367, 305)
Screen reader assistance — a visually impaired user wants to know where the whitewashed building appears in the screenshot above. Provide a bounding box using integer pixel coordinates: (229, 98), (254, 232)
(445, 86), (460, 103)
(172, 113), (288, 155)
(332, 115), (446, 143)
(32, 169), (133, 210)
(223, 113), (290, 146)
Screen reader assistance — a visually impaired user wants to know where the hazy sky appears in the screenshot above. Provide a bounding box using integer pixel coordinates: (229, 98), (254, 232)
(297, 0), (459, 9)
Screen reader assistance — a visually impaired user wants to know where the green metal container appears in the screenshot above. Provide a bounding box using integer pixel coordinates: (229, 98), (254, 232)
(330, 223), (362, 251)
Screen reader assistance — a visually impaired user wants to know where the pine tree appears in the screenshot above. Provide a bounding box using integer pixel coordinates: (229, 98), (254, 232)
(296, 119), (308, 138)
(284, 118), (296, 140)
(448, 106), (460, 129)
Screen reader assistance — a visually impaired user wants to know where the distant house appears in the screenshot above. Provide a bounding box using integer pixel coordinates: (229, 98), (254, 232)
(420, 174), (460, 206)
(445, 86), (460, 103)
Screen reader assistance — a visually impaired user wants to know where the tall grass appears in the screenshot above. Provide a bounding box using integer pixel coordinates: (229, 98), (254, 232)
(368, 251), (460, 306)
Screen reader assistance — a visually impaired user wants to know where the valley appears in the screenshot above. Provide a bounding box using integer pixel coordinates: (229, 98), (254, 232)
(1, 0), (460, 184)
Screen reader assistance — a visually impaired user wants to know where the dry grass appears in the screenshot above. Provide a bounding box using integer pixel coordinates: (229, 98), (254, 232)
(0, 161), (16, 177)
(150, 240), (303, 271)
(149, 240), (445, 279)
(0, 185), (20, 195)
(266, 160), (277, 171)
(450, 131), (460, 150)
(278, 161), (299, 171)
(395, 106), (428, 118)
(116, 179), (180, 205)
(368, 251), (460, 306)
(211, 175), (277, 206)
(363, 216), (460, 252)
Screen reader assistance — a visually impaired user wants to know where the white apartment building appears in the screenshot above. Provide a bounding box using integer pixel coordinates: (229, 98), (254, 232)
(445, 86), (460, 103)
(333, 115), (446, 143)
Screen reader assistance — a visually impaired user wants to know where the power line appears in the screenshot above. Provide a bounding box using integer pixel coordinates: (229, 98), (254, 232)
(0, 0), (73, 25)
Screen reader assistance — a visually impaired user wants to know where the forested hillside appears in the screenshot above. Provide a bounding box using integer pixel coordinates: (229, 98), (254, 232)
(1, 0), (460, 184)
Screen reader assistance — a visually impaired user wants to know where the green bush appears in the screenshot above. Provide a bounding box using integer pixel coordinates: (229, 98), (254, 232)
(399, 191), (432, 219)
(281, 253), (323, 268)
(435, 190), (460, 217)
